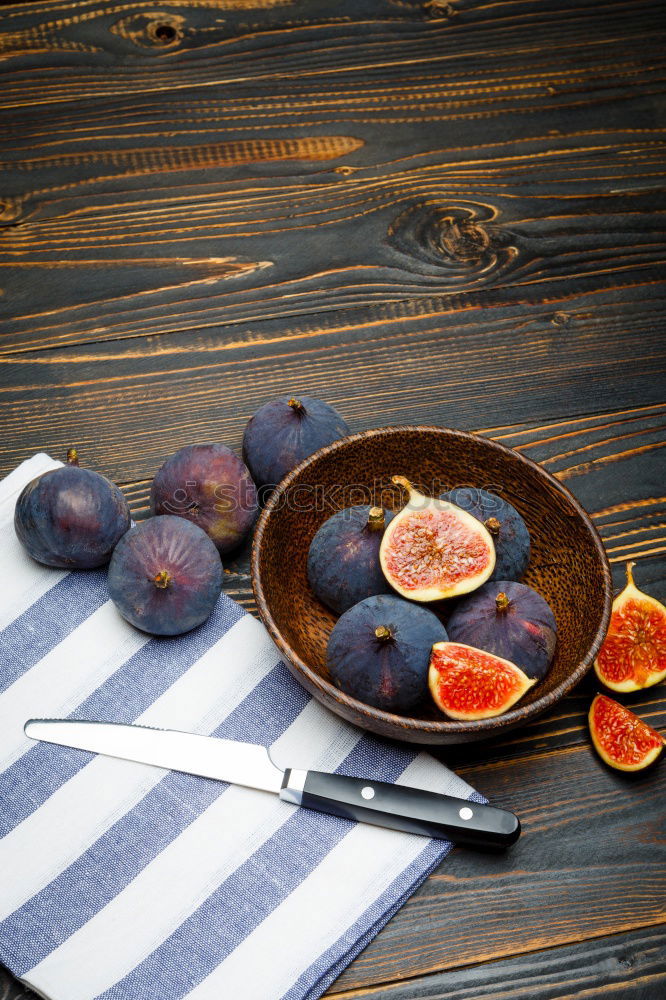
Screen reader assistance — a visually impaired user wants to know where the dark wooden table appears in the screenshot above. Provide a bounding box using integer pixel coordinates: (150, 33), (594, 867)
(1, 1), (665, 997)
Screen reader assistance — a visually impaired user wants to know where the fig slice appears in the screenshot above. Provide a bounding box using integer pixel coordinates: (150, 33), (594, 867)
(379, 477), (495, 602)
(428, 641), (536, 720)
(594, 562), (666, 692)
(588, 694), (664, 772)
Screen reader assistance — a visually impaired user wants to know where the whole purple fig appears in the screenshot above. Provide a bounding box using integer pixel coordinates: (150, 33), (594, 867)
(307, 505), (395, 614)
(242, 395), (350, 490)
(326, 594), (448, 713)
(108, 515), (222, 635)
(150, 443), (258, 555)
(14, 449), (130, 569)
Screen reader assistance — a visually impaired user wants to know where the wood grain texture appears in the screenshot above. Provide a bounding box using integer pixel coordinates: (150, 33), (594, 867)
(1, 0), (665, 354)
(1, 144), (665, 350)
(328, 926), (666, 998)
(1, 0), (665, 996)
(2, 290), (666, 484)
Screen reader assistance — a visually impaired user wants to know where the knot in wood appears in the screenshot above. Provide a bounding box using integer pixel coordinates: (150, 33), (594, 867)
(0, 198), (22, 224)
(551, 311), (571, 327)
(437, 218), (490, 263)
(111, 12), (185, 50)
(386, 201), (506, 281)
(147, 19), (181, 47)
(424, 0), (457, 20)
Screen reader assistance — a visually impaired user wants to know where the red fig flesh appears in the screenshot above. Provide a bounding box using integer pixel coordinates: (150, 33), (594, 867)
(594, 562), (666, 692)
(589, 694), (663, 772)
(380, 478), (495, 601)
(428, 641), (535, 720)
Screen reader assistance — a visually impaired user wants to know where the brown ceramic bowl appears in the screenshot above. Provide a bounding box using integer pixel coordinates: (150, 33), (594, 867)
(251, 426), (612, 744)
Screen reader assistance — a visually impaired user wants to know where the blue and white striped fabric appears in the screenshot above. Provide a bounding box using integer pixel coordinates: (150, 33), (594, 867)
(0, 454), (483, 1000)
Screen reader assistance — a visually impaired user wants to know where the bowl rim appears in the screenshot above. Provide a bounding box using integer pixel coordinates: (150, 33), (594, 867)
(251, 424), (613, 736)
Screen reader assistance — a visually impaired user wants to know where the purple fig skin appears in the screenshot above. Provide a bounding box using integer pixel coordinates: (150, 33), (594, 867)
(446, 580), (557, 680)
(242, 395), (350, 489)
(307, 505), (395, 615)
(14, 464), (130, 569)
(150, 443), (258, 556)
(326, 594), (448, 713)
(439, 488), (530, 582)
(108, 515), (223, 636)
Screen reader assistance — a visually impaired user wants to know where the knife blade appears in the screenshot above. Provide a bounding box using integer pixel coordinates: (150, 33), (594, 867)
(24, 718), (520, 849)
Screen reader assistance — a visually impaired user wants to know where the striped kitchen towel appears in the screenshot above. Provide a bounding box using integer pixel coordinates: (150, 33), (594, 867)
(0, 454), (483, 1000)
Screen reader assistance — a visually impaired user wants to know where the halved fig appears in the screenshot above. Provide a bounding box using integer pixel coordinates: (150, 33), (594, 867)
(428, 641), (536, 720)
(379, 477), (495, 602)
(588, 694), (664, 772)
(594, 562), (666, 692)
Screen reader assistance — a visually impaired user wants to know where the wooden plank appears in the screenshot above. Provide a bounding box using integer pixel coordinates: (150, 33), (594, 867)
(1, 166), (664, 353)
(326, 926), (666, 998)
(1, 1), (664, 352)
(1, 286), (665, 482)
(0, 0), (664, 111)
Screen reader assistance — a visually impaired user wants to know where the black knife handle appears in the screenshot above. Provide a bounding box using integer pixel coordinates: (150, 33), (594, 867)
(279, 769), (520, 849)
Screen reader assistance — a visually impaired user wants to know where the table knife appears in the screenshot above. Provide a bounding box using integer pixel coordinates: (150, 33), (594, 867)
(24, 718), (520, 849)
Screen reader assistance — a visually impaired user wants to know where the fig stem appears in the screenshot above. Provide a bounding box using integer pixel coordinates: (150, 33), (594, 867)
(485, 516), (501, 536)
(391, 475), (413, 494)
(153, 570), (171, 589)
(495, 592), (510, 612)
(626, 561), (636, 587)
(66, 447), (79, 466)
(367, 507), (385, 531)
(287, 397), (305, 414)
(374, 625), (393, 641)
